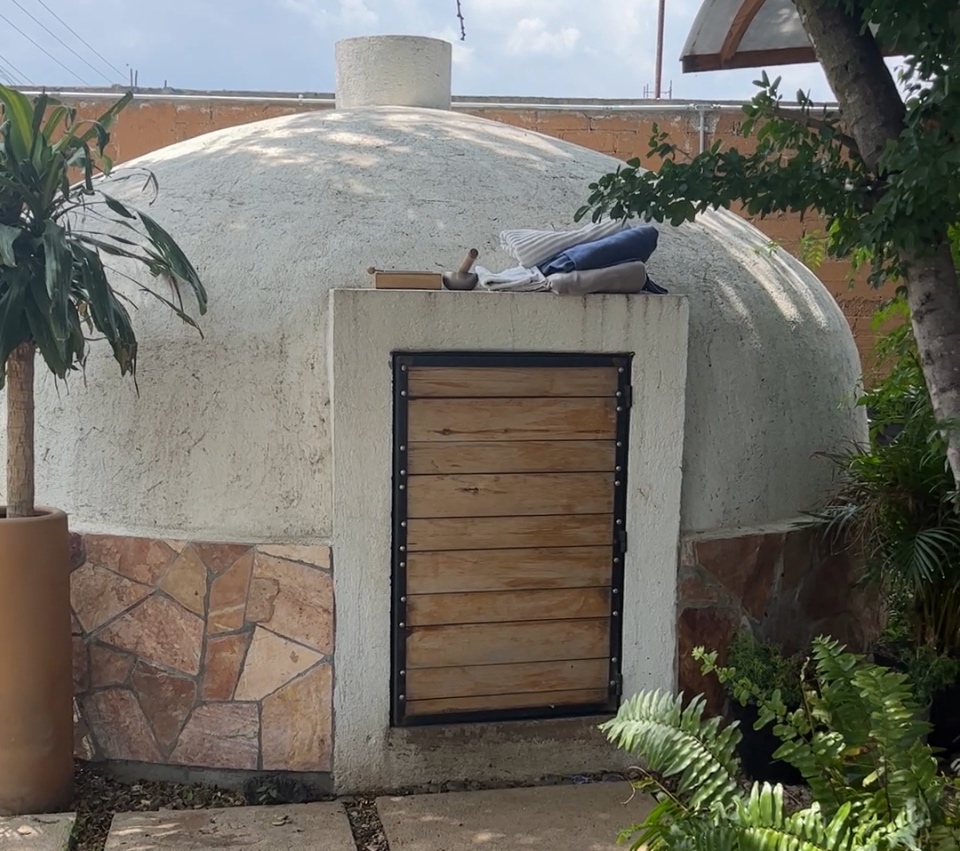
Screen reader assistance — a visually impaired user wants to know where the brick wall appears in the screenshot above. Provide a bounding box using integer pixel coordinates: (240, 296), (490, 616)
(62, 93), (893, 367)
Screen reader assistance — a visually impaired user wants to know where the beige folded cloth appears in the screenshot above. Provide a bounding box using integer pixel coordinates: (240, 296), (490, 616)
(547, 261), (648, 295)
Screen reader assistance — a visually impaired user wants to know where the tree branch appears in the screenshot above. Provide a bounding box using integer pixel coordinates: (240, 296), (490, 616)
(456, 0), (466, 40)
(773, 104), (861, 159)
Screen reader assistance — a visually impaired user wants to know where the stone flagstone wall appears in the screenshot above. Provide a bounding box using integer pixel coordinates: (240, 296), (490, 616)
(676, 527), (883, 715)
(70, 534), (333, 773)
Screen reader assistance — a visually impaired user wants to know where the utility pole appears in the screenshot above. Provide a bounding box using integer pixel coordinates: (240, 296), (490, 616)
(655, 0), (666, 99)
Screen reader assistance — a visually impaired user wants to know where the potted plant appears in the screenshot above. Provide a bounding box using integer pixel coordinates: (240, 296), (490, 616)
(0, 86), (206, 814)
(718, 630), (804, 785)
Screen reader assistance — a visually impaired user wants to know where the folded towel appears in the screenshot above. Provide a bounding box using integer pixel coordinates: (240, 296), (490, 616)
(548, 261), (648, 295)
(475, 265), (549, 292)
(499, 219), (628, 268)
(539, 225), (660, 276)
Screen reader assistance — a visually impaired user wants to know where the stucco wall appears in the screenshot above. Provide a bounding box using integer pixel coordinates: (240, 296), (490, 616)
(1, 103), (864, 542)
(55, 91), (894, 368)
(329, 288), (689, 792)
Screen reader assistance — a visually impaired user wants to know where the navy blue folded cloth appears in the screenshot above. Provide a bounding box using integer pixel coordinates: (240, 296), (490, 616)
(538, 225), (660, 276)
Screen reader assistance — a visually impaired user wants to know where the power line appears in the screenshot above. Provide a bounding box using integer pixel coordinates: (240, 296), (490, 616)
(0, 51), (32, 85)
(0, 9), (90, 84)
(0, 55), (20, 83)
(30, 0), (126, 80)
(8, 0), (117, 84)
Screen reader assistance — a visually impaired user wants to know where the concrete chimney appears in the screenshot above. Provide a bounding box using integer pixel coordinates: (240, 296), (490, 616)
(334, 36), (453, 110)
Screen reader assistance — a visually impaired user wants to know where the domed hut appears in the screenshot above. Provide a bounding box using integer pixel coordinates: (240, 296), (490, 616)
(5, 36), (868, 792)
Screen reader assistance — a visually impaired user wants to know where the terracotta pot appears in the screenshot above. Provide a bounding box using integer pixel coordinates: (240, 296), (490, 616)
(0, 507), (73, 814)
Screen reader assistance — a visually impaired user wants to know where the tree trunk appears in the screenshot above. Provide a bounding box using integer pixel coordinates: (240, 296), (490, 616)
(904, 250), (960, 479)
(793, 0), (960, 486)
(5, 343), (35, 519)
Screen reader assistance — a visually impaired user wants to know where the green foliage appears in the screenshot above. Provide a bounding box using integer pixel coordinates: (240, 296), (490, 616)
(604, 637), (960, 851)
(0, 85), (206, 388)
(879, 629), (960, 706)
(815, 297), (960, 656)
(576, 0), (960, 289)
(723, 631), (804, 710)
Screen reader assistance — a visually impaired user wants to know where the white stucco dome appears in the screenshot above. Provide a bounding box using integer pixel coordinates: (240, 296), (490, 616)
(4, 46), (865, 540)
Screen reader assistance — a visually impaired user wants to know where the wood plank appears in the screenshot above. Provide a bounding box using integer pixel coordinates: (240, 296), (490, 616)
(405, 618), (611, 668)
(406, 547), (612, 594)
(406, 515), (613, 551)
(407, 587), (612, 626)
(406, 688), (610, 716)
(406, 659), (610, 700)
(406, 472), (614, 519)
(407, 398), (617, 443)
(406, 366), (619, 398)
(407, 440), (617, 475)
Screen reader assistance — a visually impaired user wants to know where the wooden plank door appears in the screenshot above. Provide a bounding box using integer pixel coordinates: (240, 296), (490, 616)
(391, 352), (632, 726)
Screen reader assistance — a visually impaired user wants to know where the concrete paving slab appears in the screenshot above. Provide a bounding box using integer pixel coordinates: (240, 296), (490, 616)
(0, 814), (75, 850)
(377, 782), (653, 851)
(104, 803), (354, 851)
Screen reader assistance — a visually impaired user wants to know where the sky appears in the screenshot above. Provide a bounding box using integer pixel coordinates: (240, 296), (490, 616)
(0, 0), (843, 102)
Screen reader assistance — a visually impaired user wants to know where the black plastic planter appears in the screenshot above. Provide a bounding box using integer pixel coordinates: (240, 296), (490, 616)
(732, 703), (804, 786)
(929, 678), (960, 757)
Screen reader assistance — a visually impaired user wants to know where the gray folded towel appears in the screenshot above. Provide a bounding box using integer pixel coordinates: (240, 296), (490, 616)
(547, 261), (648, 295)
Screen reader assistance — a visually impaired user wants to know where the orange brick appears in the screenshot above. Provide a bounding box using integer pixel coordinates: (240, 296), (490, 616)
(588, 113), (655, 132)
(557, 130), (618, 154)
(535, 111), (590, 132)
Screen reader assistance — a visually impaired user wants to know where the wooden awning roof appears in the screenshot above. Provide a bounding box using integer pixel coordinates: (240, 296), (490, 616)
(680, 0), (893, 73)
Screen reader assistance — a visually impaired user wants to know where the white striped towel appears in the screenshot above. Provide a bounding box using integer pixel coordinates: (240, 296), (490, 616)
(499, 219), (629, 268)
(475, 265), (549, 291)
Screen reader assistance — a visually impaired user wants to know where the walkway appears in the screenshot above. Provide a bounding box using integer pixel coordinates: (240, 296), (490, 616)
(0, 782), (652, 851)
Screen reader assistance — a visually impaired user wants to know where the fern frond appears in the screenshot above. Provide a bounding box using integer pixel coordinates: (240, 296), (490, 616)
(852, 663), (942, 819)
(737, 790), (855, 851)
(601, 691), (742, 813)
(736, 787), (926, 851)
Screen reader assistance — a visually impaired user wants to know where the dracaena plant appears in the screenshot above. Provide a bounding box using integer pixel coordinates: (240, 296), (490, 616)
(0, 86), (206, 519)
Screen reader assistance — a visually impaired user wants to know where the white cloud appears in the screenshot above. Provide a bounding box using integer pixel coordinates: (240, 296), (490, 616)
(506, 17), (580, 56)
(429, 27), (475, 68)
(283, 0), (378, 29)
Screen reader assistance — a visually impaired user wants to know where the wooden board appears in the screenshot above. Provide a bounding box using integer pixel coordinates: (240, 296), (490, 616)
(373, 271), (443, 290)
(407, 440), (617, 475)
(406, 472), (614, 519)
(406, 514), (613, 551)
(406, 658), (610, 701)
(405, 618), (611, 668)
(406, 688), (609, 717)
(407, 366), (619, 398)
(406, 547), (612, 594)
(407, 398), (617, 443)
(393, 360), (627, 721)
(407, 587), (611, 626)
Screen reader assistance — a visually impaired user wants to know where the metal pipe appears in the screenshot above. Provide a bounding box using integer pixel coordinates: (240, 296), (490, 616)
(655, 0), (666, 99)
(11, 89), (832, 113)
(694, 103), (723, 153)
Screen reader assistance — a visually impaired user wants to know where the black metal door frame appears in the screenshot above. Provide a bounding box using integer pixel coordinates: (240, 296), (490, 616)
(391, 350), (633, 727)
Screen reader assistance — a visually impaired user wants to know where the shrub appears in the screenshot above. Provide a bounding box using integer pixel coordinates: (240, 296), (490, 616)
(724, 630), (804, 710)
(602, 637), (960, 850)
(818, 297), (960, 658)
